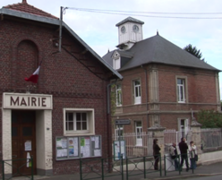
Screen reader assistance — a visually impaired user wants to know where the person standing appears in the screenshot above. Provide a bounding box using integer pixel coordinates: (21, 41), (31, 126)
(169, 143), (179, 170)
(189, 141), (197, 169)
(153, 139), (161, 170)
(179, 137), (189, 171)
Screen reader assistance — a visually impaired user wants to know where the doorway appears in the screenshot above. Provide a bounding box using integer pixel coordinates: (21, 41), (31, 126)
(11, 110), (36, 175)
(178, 118), (189, 140)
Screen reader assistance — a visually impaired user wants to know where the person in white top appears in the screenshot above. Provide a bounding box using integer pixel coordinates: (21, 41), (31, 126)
(189, 141), (197, 169)
(169, 143), (179, 170)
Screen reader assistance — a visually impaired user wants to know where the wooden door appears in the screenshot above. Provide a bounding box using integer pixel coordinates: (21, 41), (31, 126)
(12, 110), (36, 176)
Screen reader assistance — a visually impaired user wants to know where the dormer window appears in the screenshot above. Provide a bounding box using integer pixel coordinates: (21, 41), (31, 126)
(113, 57), (120, 70)
(112, 51), (121, 70)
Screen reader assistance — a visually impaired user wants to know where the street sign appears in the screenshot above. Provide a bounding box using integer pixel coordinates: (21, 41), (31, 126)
(115, 119), (131, 125)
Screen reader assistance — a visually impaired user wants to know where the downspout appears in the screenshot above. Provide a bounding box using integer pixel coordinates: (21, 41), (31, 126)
(106, 80), (117, 172)
(141, 65), (149, 128)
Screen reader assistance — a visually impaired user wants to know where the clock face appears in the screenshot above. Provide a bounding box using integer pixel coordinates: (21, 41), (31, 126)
(121, 26), (126, 33)
(133, 25), (139, 33)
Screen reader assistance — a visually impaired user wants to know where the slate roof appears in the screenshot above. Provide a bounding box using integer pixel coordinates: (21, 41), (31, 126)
(103, 34), (220, 72)
(3, 0), (58, 19)
(116, 17), (144, 27)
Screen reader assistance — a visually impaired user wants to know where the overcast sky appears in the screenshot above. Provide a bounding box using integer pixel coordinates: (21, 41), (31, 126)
(1, 0), (222, 99)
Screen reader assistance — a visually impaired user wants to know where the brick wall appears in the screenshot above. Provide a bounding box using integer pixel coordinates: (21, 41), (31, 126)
(115, 63), (219, 131)
(0, 17), (111, 174)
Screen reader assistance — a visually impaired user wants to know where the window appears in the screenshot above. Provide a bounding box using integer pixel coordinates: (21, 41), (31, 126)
(63, 108), (95, 136)
(177, 78), (186, 103)
(116, 85), (122, 106)
(115, 125), (123, 140)
(135, 121), (142, 146)
(133, 80), (141, 104)
(113, 57), (120, 70)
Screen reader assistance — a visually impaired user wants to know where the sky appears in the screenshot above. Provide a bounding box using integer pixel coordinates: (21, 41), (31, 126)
(1, 0), (222, 99)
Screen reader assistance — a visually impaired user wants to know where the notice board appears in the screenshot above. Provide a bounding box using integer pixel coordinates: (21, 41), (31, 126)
(113, 140), (126, 160)
(56, 135), (101, 160)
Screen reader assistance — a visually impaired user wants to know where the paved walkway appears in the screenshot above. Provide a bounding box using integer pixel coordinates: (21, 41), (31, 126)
(7, 161), (222, 180)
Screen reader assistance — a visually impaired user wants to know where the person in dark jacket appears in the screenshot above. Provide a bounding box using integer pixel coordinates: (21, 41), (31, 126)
(179, 137), (189, 171)
(153, 138), (161, 170)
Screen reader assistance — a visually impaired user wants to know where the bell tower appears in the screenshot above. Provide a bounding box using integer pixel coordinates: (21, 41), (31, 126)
(116, 17), (144, 50)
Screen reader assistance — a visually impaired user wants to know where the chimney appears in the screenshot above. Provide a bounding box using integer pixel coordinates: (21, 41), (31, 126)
(22, 0), (27, 4)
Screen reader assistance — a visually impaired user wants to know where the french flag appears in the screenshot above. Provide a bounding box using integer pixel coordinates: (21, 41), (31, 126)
(25, 63), (41, 83)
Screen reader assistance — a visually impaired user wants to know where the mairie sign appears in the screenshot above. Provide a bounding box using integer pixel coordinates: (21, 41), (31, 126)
(115, 119), (131, 125)
(3, 93), (53, 110)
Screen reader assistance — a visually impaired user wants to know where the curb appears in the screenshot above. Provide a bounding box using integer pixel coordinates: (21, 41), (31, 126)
(142, 173), (222, 180)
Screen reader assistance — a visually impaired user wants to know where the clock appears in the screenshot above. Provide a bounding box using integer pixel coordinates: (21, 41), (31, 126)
(133, 25), (139, 33)
(121, 26), (126, 33)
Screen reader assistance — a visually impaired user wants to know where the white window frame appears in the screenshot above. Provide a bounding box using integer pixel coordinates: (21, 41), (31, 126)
(177, 78), (186, 103)
(63, 108), (95, 136)
(115, 125), (123, 140)
(133, 80), (141, 104)
(113, 57), (120, 70)
(178, 118), (189, 140)
(116, 85), (122, 106)
(135, 121), (142, 146)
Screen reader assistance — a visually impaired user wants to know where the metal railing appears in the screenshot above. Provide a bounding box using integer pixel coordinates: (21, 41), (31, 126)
(164, 153), (195, 176)
(79, 157), (122, 180)
(201, 128), (222, 150)
(126, 155), (162, 180)
(79, 155), (162, 180)
(1, 157), (34, 180)
(113, 132), (148, 157)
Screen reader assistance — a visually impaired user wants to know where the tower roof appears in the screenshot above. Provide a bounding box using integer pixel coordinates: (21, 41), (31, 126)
(116, 17), (144, 27)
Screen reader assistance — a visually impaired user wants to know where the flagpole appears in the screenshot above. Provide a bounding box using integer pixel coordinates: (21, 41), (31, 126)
(59, 6), (63, 52)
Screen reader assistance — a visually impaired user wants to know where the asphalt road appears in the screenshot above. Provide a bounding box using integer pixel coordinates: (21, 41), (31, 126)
(183, 174), (222, 180)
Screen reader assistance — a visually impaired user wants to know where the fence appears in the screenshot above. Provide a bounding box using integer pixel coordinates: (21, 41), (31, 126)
(112, 130), (195, 157)
(113, 132), (149, 157)
(201, 128), (222, 150)
(164, 129), (193, 154)
(79, 155), (162, 180)
(1, 157), (34, 180)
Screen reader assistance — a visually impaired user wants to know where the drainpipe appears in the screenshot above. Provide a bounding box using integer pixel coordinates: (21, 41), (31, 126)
(141, 65), (149, 128)
(106, 80), (117, 172)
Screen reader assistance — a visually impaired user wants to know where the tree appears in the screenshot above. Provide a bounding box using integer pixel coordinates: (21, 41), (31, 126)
(184, 44), (205, 61)
(197, 109), (222, 128)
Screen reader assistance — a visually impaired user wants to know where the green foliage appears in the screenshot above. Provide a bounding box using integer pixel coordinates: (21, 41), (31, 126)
(184, 44), (205, 61)
(197, 109), (222, 128)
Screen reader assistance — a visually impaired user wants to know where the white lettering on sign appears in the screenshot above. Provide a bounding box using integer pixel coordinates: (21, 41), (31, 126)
(3, 93), (53, 110)
(115, 119), (131, 125)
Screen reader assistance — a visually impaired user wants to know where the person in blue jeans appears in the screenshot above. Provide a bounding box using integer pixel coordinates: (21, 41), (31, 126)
(170, 143), (179, 170)
(189, 141), (197, 169)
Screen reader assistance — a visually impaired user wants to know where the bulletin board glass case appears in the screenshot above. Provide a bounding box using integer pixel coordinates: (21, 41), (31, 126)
(56, 135), (102, 160)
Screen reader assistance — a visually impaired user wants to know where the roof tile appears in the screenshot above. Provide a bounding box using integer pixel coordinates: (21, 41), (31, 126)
(3, 0), (58, 19)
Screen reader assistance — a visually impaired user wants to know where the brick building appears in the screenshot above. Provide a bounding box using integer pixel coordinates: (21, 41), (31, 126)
(0, 0), (122, 177)
(103, 17), (221, 146)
